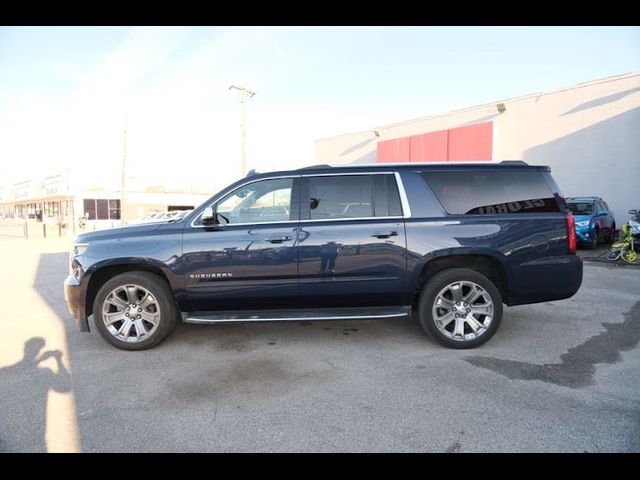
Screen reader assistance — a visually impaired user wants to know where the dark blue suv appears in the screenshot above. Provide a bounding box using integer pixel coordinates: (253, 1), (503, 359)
(64, 162), (583, 350)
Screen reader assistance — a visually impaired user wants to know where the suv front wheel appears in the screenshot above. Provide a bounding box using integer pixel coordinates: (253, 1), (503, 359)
(418, 268), (503, 349)
(93, 272), (178, 350)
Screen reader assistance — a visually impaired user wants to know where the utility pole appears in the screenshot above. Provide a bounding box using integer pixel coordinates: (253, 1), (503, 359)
(229, 85), (256, 177)
(120, 112), (127, 222)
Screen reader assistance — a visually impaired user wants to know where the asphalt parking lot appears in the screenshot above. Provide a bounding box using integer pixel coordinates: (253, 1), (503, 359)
(0, 237), (638, 452)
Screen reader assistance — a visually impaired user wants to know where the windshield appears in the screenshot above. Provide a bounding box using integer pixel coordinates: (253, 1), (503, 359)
(567, 202), (593, 215)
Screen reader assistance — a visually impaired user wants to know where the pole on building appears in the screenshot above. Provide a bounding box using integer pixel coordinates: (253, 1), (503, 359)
(120, 112), (127, 222)
(229, 86), (256, 177)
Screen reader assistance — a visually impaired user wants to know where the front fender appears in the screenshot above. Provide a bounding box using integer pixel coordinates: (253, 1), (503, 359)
(82, 256), (182, 291)
(78, 256), (187, 321)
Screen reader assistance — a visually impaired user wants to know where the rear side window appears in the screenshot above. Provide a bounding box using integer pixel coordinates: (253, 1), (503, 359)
(422, 170), (561, 215)
(373, 175), (402, 217)
(304, 174), (402, 220)
(307, 175), (373, 219)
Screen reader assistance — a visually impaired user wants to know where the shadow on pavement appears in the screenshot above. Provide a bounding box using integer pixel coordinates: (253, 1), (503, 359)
(466, 301), (640, 388)
(0, 337), (71, 452)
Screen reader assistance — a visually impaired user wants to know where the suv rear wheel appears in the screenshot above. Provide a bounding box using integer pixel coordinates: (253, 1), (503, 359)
(93, 272), (178, 350)
(417, 268), (503, 349)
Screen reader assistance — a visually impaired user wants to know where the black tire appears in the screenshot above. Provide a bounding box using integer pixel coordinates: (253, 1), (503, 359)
(93, 272), (179, 350)
(417, 268), (503, 349)
(605, 224), (616, 244)
(588, 229), (598, 249)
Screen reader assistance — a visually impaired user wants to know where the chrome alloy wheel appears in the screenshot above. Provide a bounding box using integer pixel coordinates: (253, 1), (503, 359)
(432, 280), (494, 342)
(101, 284), (161, 343)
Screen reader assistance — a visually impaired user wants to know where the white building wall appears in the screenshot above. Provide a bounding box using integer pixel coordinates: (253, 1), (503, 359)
(315, 72), (640, 223)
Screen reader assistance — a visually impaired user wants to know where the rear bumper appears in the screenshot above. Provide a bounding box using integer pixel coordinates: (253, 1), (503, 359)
(506, 255), (583, 306)
(64, 274), (90, 332)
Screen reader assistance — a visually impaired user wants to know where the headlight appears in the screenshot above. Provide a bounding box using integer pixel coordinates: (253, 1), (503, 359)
(72, 243), (89, 257)
(575, 221), (589, 227)
(70, 243), (89, 276)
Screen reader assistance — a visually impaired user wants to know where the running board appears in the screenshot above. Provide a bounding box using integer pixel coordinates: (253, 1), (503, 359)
(184, 306), (411, 324)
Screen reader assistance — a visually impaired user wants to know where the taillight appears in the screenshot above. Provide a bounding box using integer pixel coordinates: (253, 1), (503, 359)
(566, 212), (576, 254)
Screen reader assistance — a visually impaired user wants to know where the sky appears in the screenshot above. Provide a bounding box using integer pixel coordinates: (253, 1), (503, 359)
(1, 26), (639, 193)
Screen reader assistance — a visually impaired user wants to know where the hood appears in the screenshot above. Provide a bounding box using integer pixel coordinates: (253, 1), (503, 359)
(73, 221), (165, 243)
(573, 214), (593, 224)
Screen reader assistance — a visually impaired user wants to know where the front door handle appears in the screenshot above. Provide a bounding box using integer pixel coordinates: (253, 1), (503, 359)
(264, 235), (292, 244)
(371, 231), (398, 239)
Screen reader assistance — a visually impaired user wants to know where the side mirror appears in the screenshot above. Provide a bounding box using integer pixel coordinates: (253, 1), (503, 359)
(629, 209), (638, 215)
(202, 206), (215, 225)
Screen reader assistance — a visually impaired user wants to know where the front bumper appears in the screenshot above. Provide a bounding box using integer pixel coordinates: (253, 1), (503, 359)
(64, 274), (90, 332)
(575, 227), (594, 243)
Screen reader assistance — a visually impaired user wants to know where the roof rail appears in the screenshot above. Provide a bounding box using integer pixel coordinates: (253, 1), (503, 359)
(499, 160), (529, 165)
(302, 164), (332, 169)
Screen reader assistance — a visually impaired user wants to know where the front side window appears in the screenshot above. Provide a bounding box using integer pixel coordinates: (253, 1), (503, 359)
(213, 178), (293, 225)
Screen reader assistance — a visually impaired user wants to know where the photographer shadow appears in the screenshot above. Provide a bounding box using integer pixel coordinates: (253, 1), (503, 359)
(0, 337), (71, 452)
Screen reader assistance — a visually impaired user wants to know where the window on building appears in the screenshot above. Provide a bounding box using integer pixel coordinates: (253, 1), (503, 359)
(83, 199), (96, 219)
(83, 199), (121, 220)
(96, 199), (109, 219)
(109, 199), (121, 220)
(44, 201), (60, 218)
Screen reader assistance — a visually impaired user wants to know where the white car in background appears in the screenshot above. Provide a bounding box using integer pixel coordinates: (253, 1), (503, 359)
(125, 210), (193, 225)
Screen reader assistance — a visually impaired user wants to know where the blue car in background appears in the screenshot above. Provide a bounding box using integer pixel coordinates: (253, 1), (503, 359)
(566, 197), (616, 249)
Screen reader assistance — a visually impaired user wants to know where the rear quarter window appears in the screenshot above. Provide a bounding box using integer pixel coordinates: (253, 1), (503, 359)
(422, 170), (561, 215)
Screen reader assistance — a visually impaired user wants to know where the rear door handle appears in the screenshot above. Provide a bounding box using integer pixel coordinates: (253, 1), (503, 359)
(371, 231), (398, 239)
(264, 235), (292, 244)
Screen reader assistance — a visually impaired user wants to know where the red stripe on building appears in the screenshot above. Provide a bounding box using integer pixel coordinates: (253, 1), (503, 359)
(447, 122), (493, 161)
(376, 137), (410, 163)
(376, 122), (493, 163)
(409, 130), (448, 162)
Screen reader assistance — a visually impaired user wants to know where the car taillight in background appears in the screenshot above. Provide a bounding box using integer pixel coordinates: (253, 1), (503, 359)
(566, 212), (576, 254)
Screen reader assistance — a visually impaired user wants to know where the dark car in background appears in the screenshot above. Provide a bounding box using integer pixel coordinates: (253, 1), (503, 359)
(64, 161), (583, 351)
(566, 197), (616, 249)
